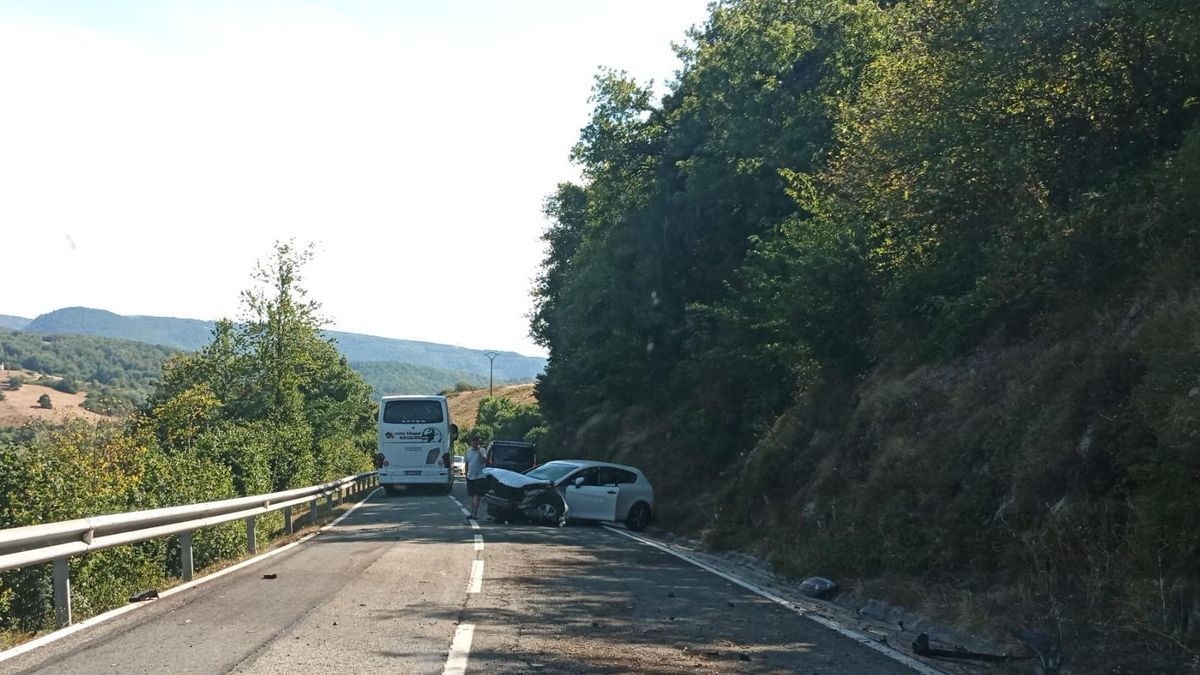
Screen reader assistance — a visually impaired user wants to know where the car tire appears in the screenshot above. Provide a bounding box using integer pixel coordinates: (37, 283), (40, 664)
(531, 498), (562, 525)
(440, 482), (453, 495)
(625, 502), (652, 532)
(382, 485), (398, 497)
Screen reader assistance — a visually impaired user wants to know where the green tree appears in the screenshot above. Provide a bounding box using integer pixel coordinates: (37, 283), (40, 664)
(36, 394), (52, 409)
(151, 241), (375, 491)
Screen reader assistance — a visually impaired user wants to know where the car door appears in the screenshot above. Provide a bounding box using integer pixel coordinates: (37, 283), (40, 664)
(561, 468), (618, 521)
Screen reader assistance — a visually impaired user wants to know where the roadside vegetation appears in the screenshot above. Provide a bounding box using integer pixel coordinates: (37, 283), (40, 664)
(0, 242), (376, 641)
(450, 390), (546, 454)
(532, 0), (1200, 671)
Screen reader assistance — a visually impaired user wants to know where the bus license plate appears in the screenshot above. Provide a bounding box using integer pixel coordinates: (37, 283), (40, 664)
(405, 470), (422, 476)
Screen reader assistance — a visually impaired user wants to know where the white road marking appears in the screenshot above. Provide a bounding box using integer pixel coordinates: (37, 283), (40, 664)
(468, 560), (484, 593)
(0, 487), (383, 665)
(602, 525), (947, 675)
(473, 534), (484, 552)
(442, 622), (475, 675)
(449, 495), (473, 518)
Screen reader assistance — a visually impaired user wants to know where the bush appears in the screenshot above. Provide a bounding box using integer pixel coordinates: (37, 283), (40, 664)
(36, 394), (52, 409)
(7, 375), (23, 390)
(50, 378), (78, 395)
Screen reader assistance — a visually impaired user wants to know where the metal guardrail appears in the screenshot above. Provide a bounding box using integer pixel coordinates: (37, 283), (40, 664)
(0, 471), (378, 628)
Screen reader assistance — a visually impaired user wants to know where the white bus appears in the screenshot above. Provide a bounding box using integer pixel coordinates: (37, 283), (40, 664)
(375, 395), (457, 495)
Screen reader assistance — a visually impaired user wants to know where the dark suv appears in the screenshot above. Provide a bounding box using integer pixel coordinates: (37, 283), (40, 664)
(486, 440), (537, 473)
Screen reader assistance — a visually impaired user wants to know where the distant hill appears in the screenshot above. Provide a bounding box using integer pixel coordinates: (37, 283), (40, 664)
(349, 361), (486, 398)
(22, 307), (546, 381)
(26, 307), (213, 351)
(0, 315), (31, 331)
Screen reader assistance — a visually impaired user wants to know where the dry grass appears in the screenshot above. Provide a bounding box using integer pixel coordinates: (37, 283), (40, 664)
(0, 369), (108, 426)
(446, 383), (537, 428)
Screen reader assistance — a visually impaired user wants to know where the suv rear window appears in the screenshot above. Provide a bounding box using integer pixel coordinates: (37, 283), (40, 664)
(489, 443), (534, 464)
(383, 400), (443, 424)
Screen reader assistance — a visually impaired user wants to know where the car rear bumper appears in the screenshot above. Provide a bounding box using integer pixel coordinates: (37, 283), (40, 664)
(379, 471), (451, 485)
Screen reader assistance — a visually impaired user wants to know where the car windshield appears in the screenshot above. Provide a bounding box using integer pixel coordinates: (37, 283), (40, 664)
(525, 462), (579, 482)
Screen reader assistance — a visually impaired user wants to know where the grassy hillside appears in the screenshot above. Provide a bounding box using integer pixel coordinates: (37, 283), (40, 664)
(446, 383), (537, 429)
(0, 369), (109, 426)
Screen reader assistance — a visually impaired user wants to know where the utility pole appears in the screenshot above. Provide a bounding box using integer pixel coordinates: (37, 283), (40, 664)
(482, 351), (499, 396)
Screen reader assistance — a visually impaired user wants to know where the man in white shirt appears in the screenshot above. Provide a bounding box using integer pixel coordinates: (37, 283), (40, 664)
(464, 438), (487, 520)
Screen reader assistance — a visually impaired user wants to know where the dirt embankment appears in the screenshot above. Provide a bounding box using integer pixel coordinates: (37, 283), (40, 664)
(0, 369), (108, 426)
(446, 383), (536, 428)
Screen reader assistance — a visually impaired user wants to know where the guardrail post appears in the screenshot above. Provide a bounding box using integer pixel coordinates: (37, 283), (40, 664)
(283, 506), (293, 535)
(180, 531), (194, 581)
(245, 516), (256, 555)
(53, 557), (71, 627)
(310, 497), (319, 523)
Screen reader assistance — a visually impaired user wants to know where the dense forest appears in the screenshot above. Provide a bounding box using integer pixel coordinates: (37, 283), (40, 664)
(533, 0), (1200, 671)
(0, 243), (377, 637)
(0, 332), (177, 409)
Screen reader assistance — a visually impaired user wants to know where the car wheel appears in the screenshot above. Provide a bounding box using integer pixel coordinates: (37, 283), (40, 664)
(382, 485), (398, 497)
(625, 502), (651, 531)
(532, 499), (562, 525)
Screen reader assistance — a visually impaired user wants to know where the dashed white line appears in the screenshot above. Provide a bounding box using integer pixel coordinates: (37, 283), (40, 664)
(473, 534), (484, 552)
(602, 525), (946, 675)
(442, 622), (475, 675)
(468, 560), (484, 593)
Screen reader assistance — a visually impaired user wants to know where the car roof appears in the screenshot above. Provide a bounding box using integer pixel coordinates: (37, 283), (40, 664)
(543, 459), (644, 474)
(488, 440), (534, 447)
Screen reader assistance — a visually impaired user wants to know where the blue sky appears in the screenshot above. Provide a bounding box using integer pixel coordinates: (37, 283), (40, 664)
(0, 1), (711, 355)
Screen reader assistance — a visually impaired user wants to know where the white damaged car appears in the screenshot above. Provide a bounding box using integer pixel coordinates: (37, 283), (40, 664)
(482, 460), (655, 531)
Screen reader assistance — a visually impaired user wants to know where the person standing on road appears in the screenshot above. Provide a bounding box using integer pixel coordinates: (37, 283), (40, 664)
(465, 438), (487, 520)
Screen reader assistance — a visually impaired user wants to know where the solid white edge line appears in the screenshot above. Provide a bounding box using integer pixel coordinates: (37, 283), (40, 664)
(601, 525), (946, 675)
(473, 534), (484, 552)
(468, 560), (484, 594)
(442, 622), (475, 675)
(0, 487), (382, 665)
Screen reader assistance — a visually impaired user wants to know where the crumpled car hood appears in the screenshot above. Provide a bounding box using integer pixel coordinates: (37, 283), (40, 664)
(482, 467), (553, 489)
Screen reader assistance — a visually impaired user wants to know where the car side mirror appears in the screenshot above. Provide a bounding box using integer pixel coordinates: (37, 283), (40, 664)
(449, 424), (459, 440)
(573, 476), (585, 488)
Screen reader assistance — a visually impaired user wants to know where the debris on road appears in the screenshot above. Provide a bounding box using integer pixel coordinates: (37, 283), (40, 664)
(128, 589), (159, 602)
(798, 576), (838, 599)
(262, 573), (278, 580)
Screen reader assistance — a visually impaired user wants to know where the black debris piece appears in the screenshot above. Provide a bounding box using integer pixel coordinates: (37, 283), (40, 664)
(912, 633), (1009, 663)
(128, 589), (159, 603)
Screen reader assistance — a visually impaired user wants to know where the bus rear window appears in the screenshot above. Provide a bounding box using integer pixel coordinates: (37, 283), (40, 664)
(383, 400), (444, 424)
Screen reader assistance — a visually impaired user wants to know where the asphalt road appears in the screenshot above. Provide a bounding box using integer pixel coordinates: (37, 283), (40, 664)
(2, 484), (919, 674)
